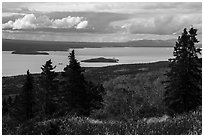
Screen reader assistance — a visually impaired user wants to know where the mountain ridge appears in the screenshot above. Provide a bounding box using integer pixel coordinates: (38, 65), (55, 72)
(3, 38), (202, 51)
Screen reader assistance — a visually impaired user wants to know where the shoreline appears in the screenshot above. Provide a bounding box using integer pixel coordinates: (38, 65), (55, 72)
(2, 61), (168, 78)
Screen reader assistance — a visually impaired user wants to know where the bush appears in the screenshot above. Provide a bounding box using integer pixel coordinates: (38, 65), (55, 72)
(2, 115), (21, 135)
(17, 118), (60, 135)
(100, 70), (167, 120)
(6, 106), (201, 135)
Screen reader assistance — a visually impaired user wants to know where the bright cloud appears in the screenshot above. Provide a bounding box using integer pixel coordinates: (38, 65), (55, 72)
(3, 2), (201, 14)
(2, 2), (202, 41)
(2, 12), (27, 17)
(76, 21), (88, 29)
(2, 14), (89, 30)
(111, 14), (202, 35)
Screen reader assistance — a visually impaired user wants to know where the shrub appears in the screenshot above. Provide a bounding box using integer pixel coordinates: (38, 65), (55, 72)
(12, 106), (201, 135)
(101, 70), (167, 120)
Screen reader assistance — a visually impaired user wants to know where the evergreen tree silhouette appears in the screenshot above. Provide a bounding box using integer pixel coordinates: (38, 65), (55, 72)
(41, 59), (58, 115)
(61, 50), (105, 116)
(62, 50), (90, 116)
(164, 27), (202, 114)
(21, 70), (35, 120)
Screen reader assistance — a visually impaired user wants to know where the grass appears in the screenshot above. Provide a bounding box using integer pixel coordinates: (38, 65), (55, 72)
(4, 106), (201, 135)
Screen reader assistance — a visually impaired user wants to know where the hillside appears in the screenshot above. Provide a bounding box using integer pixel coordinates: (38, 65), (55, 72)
(2, 61), (169, 97)
(2, 61), (202, 135)
(2, 39), (176, 51)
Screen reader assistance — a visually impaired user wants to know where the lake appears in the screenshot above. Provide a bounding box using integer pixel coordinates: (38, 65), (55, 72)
(2, 47), (173, 76)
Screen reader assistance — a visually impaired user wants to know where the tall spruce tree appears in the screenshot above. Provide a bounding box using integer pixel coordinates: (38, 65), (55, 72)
(41, 59), (58, 115)
(21, 70), (35, 120)
(62, 50), (90, 116)
(164, 27), (202, 114)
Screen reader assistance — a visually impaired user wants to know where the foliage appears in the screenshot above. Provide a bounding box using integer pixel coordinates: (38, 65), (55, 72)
(100, 70), (167, 120)
(3, 98), (9, 114)
(2, 61), (169, 96)
(61, 50), (87, 115)
(20, 70), (35, 120)
(86, 82), (105, 111)
(11, 106), (201, 135)
(61, 50), (104, 116)
(164, 27), (202, 114)
(40, 59), (58, 116)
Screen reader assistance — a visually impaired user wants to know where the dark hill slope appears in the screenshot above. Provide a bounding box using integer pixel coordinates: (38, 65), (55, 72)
(2, 61), (169, 97)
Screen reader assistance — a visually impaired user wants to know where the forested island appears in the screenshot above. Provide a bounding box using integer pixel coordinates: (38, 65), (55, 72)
(81, 57), (119, 63)
(11, 51), (49, 55)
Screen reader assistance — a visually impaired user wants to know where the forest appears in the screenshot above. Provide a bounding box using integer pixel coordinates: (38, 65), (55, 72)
(2, 28), (202, 135)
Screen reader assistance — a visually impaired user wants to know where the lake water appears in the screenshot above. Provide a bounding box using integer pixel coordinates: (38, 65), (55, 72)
(2, 47), (173, 76)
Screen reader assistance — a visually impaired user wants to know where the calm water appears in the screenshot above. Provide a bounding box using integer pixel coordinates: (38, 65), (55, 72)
(2, 47), (173, 76)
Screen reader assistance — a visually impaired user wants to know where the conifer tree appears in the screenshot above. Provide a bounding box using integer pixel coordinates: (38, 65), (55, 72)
(164, 27), (202, 114)
(62, 50), (90, 115)
(61, 50), (105, 116)
(41, 59), (58, 115)
(21, 70), (35, 120)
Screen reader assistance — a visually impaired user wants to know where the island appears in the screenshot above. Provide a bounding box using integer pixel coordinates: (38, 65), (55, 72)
(81, 57), (119, 63)
(11, 51), (49, 55)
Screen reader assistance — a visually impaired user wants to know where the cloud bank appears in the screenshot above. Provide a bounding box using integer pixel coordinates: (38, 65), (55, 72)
(111, 14), (202, 35)
(2, 14), (88, 30)
(2, 3), (202, 36)
(3, 2), (201, 14)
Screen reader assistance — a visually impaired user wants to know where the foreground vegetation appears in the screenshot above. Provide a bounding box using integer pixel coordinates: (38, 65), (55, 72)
(3, 106), (201, 135)
(2, 61), (201, 135)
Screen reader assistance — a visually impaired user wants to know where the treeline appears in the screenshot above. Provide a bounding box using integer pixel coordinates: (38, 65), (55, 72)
(3, 50), (105, 122)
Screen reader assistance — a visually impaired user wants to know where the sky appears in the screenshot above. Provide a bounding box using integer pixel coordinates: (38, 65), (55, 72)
(2, 2), (202, 42)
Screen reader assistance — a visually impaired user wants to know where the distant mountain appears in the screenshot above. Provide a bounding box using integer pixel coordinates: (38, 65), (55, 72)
(127, 39), (176, 47)
(2, 38), (201, 51)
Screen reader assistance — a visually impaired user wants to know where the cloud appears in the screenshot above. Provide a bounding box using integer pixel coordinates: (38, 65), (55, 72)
(52, 16), (83, 28)
(76, 21), (88, 29)
(2, 14), (89, 30)
(2, 3), (202, 35)
(3, 2), (201, 14)
(111, 14), (202, 35)
(2, 21), (14, 29)
(2, 12), (27, 17)
(3, 14), (37, 29)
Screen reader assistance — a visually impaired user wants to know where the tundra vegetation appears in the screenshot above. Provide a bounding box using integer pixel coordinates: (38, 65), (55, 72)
(2, 28), (202, 135)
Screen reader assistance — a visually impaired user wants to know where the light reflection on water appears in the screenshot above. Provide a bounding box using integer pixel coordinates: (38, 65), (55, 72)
(2, 47), (173, 76)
